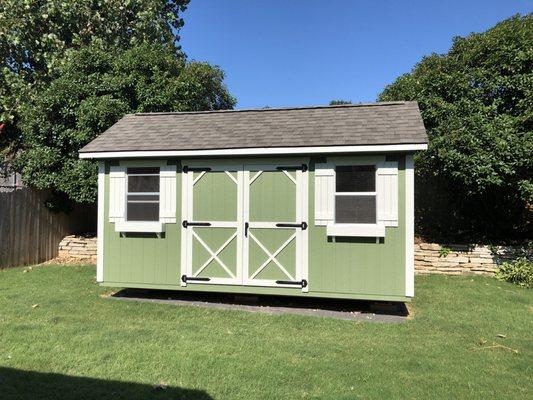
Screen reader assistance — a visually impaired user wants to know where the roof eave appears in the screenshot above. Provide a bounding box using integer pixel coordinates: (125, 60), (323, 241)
(79, 143), (428, 159)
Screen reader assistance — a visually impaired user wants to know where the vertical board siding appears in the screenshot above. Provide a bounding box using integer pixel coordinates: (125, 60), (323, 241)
(103, 162), (181, 285)
(0, 187), (95, 268)
(102, 156), (407, 300)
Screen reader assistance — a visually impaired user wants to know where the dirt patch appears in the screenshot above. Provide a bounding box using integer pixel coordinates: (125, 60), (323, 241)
(40, 256), (96, 266)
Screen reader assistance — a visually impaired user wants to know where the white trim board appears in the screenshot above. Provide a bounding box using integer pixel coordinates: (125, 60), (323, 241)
(405, 154), (415, 297)
(96, 162), (105, 282)
(79, 143), (428, 159)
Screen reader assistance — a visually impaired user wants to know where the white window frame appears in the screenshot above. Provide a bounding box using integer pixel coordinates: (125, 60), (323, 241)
(125, 168), (160, 222)
(112, 160), (172, 233)
(324, 156), (386, 237)
(333, 164), (378, 224)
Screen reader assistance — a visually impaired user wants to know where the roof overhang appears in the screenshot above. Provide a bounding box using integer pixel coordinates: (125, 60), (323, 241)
(79, 143), (428, 159)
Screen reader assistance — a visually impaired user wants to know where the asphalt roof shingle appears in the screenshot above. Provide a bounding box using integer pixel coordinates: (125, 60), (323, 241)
(79, 101), (427, 153)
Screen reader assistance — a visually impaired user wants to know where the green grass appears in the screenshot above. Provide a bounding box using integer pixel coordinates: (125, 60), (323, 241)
(0, 265), (531, 400)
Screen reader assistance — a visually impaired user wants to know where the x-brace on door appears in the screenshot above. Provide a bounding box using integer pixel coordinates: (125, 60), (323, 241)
(180, 161), (308, 292)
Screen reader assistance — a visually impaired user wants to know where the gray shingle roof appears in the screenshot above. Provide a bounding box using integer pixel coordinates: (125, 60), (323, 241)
(79, 101), (427, 153)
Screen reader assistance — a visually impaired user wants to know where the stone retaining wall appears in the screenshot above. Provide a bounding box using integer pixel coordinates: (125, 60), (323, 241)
(58, 235), (97, 262)
(414, 243), (527, 275)
(56, 235), (527, 275)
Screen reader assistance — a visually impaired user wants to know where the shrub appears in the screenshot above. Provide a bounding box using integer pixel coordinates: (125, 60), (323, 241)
(495, 257), (533, 288)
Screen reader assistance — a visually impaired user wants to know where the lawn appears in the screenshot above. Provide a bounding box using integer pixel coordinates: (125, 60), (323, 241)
(0, 265), (531, 400)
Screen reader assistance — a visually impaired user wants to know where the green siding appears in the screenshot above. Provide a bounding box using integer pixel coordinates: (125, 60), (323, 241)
(249, 170), (296, 222)
(103, 163), (181, 285)
(102, 156), (408, 301)
(193, 170), (238, 221)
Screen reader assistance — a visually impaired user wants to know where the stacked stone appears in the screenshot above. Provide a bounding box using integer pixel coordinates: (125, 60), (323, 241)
(58, 235), (97, 261)
(415, 243), (524, 275)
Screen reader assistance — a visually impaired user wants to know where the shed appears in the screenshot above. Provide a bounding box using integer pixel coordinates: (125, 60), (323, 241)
(80, 102), (427, 301)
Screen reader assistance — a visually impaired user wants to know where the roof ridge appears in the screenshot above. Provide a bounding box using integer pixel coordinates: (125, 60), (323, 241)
(133, 101), (411, 117)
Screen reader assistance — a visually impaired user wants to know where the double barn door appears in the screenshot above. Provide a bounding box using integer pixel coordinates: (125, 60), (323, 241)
(180, 161), (309, 291)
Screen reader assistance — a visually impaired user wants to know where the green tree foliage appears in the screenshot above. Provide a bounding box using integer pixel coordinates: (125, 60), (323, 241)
(0, 0), (189, 149)
(15, 44), (236, 205)
(379, 15), (532, 242)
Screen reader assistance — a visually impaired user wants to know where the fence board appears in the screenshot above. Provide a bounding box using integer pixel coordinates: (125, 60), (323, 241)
(0, 186), (96, 268)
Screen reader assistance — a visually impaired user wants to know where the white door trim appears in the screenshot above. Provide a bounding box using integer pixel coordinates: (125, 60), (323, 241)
(180, 160), (309, 291)
(181, 163), (243, 286)
(242, 162), (309, 291)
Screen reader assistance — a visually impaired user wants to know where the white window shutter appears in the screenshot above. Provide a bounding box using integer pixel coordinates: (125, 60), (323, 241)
(314, 163), (335, 226)
(109, 166), (126, 223)
(159, 165), (177, 223)
(377, 161), (398, 227)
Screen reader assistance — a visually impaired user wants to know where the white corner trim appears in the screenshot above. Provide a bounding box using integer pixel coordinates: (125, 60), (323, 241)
(96, 162), (105, 282)
(79, 143), (428, 159)
(115, 221), (165, 233)
(405, 155), (415, 297)
(326, 223), (385, 237)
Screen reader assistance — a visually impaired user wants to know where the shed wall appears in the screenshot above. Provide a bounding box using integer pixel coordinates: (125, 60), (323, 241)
(101, 156), (407, 301)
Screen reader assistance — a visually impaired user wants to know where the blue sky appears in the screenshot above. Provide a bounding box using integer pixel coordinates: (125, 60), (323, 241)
(180, 1), (531, 109)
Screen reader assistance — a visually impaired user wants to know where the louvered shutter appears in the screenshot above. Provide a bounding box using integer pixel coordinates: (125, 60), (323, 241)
(376, 161), (398, 227)
(159, 165), (177, 223)
(109, 166), (126, 223)
(314, 163), (335, 226)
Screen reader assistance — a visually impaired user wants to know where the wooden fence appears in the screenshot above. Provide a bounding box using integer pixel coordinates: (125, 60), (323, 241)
(0, 179), (95, 268)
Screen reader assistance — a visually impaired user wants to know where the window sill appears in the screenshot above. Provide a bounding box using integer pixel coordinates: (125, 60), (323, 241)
(115, 221), (165, 233)
(326, 223), (385, 237)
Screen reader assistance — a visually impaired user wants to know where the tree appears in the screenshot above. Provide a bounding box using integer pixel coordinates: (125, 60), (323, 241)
(0, 0), (189, 150)
(329, 100), (352, 105)
(15, 44), (236, 206)
(379, 14), (532, 242)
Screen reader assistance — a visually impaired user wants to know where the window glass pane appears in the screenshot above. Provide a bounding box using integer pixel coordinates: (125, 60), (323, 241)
(335, 195), (376, 223)
(127, 167), (159, 175)
(336, 165), (375, 192)
(127, 194), (159, 202)
(128, 175), (159, 193)
(126, 202), (159, 221)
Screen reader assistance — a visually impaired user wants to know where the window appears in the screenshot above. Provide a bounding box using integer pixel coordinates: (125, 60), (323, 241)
(334, 165), (376, 224)
(126, 167), (160, 221)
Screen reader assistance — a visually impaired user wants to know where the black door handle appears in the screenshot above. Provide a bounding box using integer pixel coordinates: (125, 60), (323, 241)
(244, 222), (249, 237)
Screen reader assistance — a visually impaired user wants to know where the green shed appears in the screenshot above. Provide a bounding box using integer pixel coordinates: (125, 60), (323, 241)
(79, 102), (427, 302)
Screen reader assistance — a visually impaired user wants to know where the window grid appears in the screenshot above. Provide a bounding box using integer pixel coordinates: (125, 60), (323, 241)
(334, 165), (377, 224)
(126, 169), (160, 222)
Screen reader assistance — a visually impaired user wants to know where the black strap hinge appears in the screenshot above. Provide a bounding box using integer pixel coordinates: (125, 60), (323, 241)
(181, 275), (211, 283)
(275, 279), (308, 288)
(276, 164), (308, 172)
(182, 220), (212, 228)
(183, 166), (212, 173)
(275, 222), (307, 230)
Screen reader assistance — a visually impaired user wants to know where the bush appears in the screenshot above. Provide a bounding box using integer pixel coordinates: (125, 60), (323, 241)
(379, 15), (533, 242)
(495, 257), (533, 288)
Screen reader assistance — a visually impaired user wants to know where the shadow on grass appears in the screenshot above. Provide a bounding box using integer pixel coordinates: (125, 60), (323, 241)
(111, 289), (409, 322)
(0, 367), (212, 400)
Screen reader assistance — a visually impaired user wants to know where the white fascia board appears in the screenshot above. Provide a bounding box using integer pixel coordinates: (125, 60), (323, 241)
(79, 143), (428, 159)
